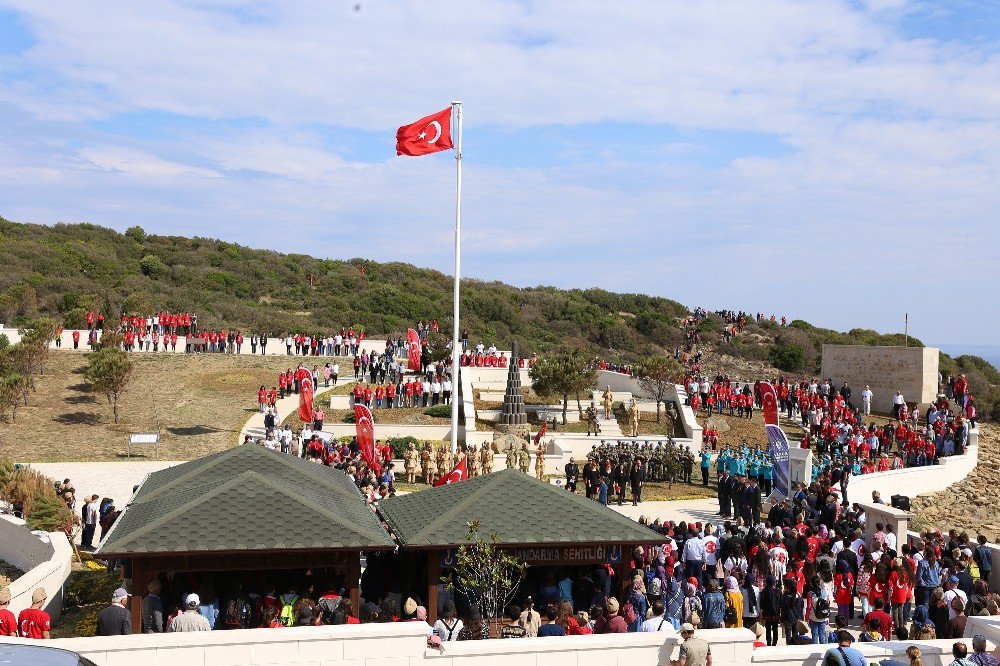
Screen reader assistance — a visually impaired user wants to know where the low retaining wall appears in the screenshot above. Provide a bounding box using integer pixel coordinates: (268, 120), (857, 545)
(847, 432), (978, 503)
(751, 637), (997, 666)
(0, 621), (756, 666)
(0, 516), (73, 619)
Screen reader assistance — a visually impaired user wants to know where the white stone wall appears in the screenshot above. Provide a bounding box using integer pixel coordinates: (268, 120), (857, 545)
(0, 516), (73, 619)
(820, 344), (939, 414)
(0, 622), (758, 666)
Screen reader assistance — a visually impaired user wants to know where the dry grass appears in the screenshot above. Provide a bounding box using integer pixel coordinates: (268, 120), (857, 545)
(0, 352), (314, 462)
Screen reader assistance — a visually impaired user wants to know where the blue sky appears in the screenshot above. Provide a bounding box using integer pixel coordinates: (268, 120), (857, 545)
(0, 1), (997, 345)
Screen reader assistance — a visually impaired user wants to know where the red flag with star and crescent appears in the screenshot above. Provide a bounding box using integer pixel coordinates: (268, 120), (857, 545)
(434, 456), (468, 487)
(354, 404), (376, 468)
(396, 107), (453, 156)
(407, 328), (421, 371)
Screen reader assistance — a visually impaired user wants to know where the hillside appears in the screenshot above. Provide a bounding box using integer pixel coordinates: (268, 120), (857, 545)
(0, 218), (997, 413)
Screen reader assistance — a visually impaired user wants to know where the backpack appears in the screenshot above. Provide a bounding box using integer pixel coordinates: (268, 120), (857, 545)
(279, 595), (299, 627)
(649, 577), (662, 598)
(318, 596), (340, 624)
(621, 600), (637, 624)
(224, 597), (254, 628)
(723, 598), (737, 625)
(813, 595), (830, 620)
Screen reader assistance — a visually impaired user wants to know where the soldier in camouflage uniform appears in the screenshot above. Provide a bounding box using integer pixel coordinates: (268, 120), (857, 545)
(481, 442), (494, 474)
(467, 443), (480, 478)
(681, 445), (694, 484)
(535, 441), (546, 479)
(518, 442), (530, 474)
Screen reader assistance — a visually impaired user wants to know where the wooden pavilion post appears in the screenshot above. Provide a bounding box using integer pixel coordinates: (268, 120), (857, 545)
(349, 554), (361, 618)
(130, 557), (145, 635)
(427, 551), (440, 626)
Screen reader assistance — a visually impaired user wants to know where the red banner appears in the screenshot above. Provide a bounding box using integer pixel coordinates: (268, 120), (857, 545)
(396, 107), (454, 157)
(534, 421), (547, 445)
(407, 328), (421, 372)
(434, 456), (468, 487)
(354, 404), (376, 468)
(298, 370), (314, 423)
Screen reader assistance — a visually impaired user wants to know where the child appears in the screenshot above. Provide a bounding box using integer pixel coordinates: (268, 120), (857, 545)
(598, 477), (609, 506)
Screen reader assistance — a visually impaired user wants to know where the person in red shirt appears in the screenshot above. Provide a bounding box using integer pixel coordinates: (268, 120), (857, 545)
(0, 588), (17, 636)
(258, 386), (267, 412)
(18, 587), (50, 639)
(170, 331), (178, 351)
(386, 383), (396, 409)
(375, 384), (384, 408)
(71, 329), (80, 349)
(363, 384), (373, 407)
(353, 384), (364, 406)
(278, 373), (287, 399)
(86, 311), (95, 329)
(267, 388), (278, 407)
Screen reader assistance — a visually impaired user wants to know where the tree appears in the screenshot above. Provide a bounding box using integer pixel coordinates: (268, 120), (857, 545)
(635, 356), (684, 423)
(0, 343), (43, 405)
(20, 317), (59, 375)
(0, 374), (26, 422)
(529, 348), (597, 424)
(125, 225), (147, 243)
(444, 521), (527, 625)
(139, 254), (168, 279)
(85, 347), (134, 424)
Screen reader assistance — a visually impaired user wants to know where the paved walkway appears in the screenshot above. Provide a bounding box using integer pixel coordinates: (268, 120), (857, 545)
(609, 497), (722, 526)
(240, 377), (345, 441)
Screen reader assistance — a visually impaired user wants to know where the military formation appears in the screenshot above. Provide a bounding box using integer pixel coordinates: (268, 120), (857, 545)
(402, 439), (545, 484)
(583, 438), (692, 484)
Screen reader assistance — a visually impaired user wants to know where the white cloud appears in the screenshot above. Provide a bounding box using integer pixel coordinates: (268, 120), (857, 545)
(0, 0), (997, 343)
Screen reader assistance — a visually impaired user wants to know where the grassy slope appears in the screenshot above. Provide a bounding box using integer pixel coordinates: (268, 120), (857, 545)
(0, 352), (309, 461)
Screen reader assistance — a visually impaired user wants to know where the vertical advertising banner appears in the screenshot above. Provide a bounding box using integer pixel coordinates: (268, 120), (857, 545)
(759, 382), (790, 497)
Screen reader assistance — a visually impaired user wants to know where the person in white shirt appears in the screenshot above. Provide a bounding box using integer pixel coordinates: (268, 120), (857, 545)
(861, 386), (874, 415)
(640, 600), (672, 632)
(703, 525), (720, 571)
(331, 363), (339, 384)
(443, 378), (452, 404)
(893, 391), (906, 419)
(431, 380), (442, 405)
(421, 380), (431, 407)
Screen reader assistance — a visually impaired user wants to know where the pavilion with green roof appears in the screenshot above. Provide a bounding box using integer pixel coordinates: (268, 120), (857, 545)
(377, 468), (659, 624)
(96, 444), (394, 633)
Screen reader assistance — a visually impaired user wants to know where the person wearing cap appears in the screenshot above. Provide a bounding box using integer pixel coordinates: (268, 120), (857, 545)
(821, 630), (865, 666)
(944, 575), (969, 621)
(96, 587), (132, 635)
(594, 598), (627, 633)
(969, 635), (1000, 666)
(169, 593), (212, 632)
(670, 623), (711, 666)
(17, 587), (50, 639)
(0, 587), (17, 636)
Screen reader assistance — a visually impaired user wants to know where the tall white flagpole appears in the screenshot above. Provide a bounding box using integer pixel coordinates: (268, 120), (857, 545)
(450, 101), (463, 455)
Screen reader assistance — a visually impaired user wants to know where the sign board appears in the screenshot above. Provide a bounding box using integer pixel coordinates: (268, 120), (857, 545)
(441, 543), (624, 568)
(127, 433), (159, 459)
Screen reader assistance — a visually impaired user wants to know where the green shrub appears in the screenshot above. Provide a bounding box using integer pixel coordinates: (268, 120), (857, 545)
(388, 435), (419, 459)
(0, 333), (8, 351)
(139, 254), (168, 279)
(125, 226), (147, 243)
(423, 404), (452, 418)
(342, 411), (356, 424)
(769, 343), (804, 372)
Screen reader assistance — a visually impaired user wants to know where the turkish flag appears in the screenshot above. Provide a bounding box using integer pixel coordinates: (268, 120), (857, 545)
(434, 456), (468, 487)
(534, 421), (547, 445)
(407, 328), (421, 372)
(298, 371), (314, 424)
(354, 404), (376, 467)
(760, 382), (779, 426)
(396, 107), (453, 157)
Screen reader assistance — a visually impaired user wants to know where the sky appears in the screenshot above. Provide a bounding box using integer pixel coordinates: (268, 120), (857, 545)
(0, 1), (997, 345)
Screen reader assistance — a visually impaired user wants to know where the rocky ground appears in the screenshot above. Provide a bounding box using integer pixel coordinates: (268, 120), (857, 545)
(911, 425), (999, 536)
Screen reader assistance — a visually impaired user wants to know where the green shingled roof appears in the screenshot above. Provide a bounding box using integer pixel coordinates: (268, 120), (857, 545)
(377, 468), (658, 548)
(96, 444), (394, 556)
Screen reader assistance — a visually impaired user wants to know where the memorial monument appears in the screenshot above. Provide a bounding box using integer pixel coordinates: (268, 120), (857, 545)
(493, 342), (530, 452)
(821, 344), (939, 414)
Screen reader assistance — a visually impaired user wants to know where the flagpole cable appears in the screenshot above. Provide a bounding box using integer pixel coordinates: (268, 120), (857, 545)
(450, 101), (463, 455)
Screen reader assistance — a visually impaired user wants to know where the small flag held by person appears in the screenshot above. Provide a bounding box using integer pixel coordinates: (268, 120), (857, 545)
(434, 456), (468, 487)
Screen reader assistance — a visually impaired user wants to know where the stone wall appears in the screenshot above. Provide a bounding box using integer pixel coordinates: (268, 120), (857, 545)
(820, 344), (939, 414)
(0, 516), (73, 619)
(0, 619), (757, 666)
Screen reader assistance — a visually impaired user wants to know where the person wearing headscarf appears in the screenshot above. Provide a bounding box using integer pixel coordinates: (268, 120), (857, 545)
(723, 576), (744, 628)
(908, 604), (936, 640)
(683, 582), (702, 627)
(627, 577), (648, 632)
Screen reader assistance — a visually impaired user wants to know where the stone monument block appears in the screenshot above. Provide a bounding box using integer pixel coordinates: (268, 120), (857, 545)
(820, 345), (939, 414)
